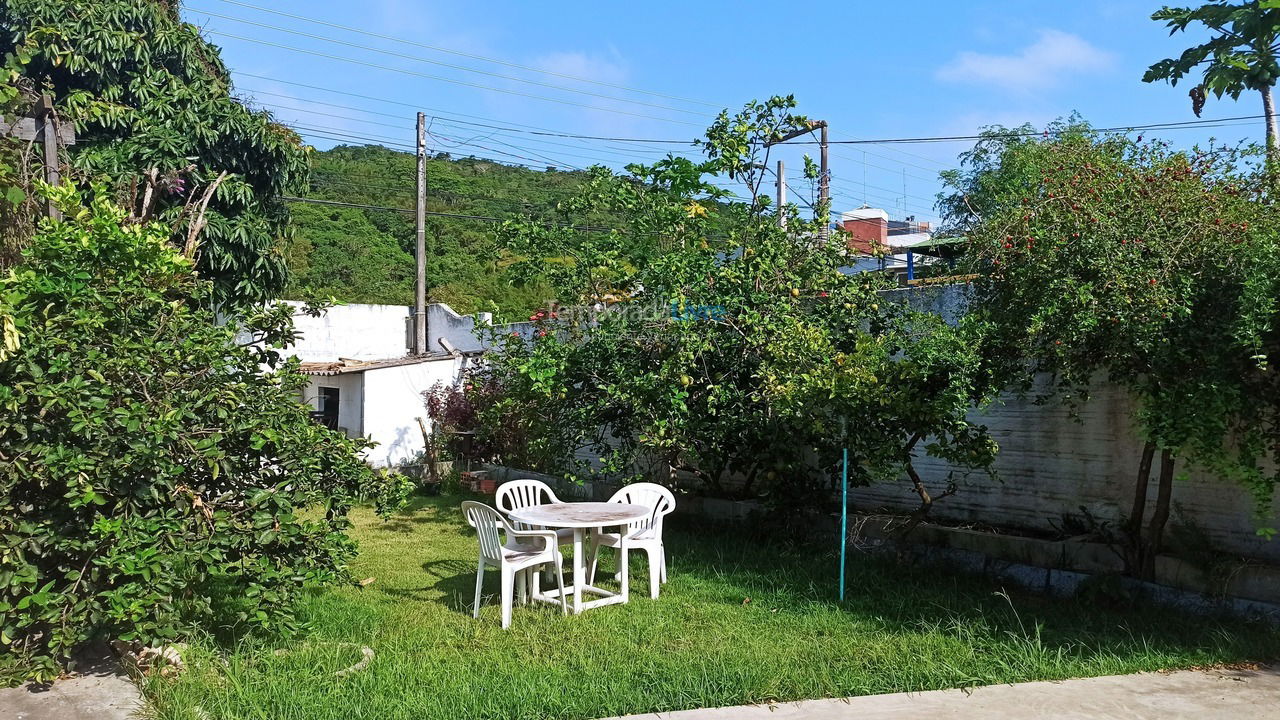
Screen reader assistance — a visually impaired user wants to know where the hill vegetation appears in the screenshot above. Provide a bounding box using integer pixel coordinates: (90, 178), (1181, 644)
(284, 144), (599, 317)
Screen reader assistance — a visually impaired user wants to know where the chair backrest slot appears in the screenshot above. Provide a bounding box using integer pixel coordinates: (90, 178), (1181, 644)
(607, 483), (676, 536)
(496, 479), (560, 530)
(462, 501), (506, 562)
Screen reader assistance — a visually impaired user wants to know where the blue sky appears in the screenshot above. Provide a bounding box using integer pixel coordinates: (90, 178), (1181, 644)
(181, 0), (1263, 225)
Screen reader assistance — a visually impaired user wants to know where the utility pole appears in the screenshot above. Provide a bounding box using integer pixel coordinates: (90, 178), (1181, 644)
(775, 159), (786, 229)
(765, 119), (828, 237)
(1, 94), (76, 220)
(817, 121), (829, 241)
(414, 112), (428, 355)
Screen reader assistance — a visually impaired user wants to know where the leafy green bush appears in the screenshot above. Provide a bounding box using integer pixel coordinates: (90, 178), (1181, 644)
(0, 189), (408, 683)
(481, 98), (999, 519)
(953, 127), (1280, 574)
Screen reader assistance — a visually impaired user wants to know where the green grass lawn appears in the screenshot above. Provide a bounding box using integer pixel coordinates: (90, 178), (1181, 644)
(142, 494), (1280, 720)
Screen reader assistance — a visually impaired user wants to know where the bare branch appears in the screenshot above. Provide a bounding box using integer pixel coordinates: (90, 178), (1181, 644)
(184, 171), (229, 259)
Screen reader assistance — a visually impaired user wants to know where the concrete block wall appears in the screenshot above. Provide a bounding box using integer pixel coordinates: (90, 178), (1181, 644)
(848, 379), (1280, 564)
(857, 283), (1280, 563)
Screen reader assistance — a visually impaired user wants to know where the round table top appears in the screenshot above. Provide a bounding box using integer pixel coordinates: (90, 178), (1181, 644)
(508, 502), (649, 528)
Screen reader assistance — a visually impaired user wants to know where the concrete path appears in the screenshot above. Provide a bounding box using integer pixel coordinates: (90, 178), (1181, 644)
(1, 656), (140, 720)
(603, 666), (1280, 720)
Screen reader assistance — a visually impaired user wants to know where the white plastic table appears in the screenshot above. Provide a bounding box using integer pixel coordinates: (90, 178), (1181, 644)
(508, 501), (649, 614)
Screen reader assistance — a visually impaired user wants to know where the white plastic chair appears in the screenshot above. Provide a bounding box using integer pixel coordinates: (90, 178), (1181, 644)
(495, 478), (575, 572)
(462, 501), (566, 628)
(586, 483), (675, 600)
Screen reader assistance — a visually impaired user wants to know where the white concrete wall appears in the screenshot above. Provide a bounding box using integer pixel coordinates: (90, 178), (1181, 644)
(301, 374), (364, 439)
(360, 357), (470, 467)
(283, 301), (534, 361)
(848, 376), (1280, 564)
(285, 303), (410, 362)
(427, 303), (535, 354)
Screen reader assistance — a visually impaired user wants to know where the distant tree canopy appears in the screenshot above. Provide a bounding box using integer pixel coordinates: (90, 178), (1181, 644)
(287, 145), (610, 318)
(0, 0), (309, 306)
(958, 129), (1280, 576)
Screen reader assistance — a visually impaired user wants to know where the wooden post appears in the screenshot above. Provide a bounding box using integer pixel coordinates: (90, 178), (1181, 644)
(37, 95), (61, 220)
(1, 95), (76, 221)
(414, 112), (428, 355)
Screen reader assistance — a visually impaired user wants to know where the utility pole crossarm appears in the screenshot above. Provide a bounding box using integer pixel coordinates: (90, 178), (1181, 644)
(765, 119), (827, 147)
(1, 95), (77, 220)
(763, 120), (829, 238)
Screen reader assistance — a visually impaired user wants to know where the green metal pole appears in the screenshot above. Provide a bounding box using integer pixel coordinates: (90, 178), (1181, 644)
(839, 446), (848, 602)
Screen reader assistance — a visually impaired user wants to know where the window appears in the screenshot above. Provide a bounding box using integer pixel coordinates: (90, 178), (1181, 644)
(314, 386), (340, 430)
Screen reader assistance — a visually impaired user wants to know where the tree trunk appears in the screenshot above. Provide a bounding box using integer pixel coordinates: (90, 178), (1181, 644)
(1263, 85), (1279, 175)
(1139, 449), (1175, 580)
(1124, 441), (1156, 571)
(898, 460), (957, 538)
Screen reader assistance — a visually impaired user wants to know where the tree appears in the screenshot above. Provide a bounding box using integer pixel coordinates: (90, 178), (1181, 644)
(0, 0), (310, 306)
(957, 130), (1280, 577)
(288, 145), (579, 318)
(480, 97), (1000, 526)
(1143, 1), (1280, 164)
(0, 188), (408, 682)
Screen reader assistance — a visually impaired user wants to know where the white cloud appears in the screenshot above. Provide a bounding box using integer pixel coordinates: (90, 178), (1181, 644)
(532, 50), (629, 86)
(494, 49), (642, 138)
(936, 30), (1115, 93)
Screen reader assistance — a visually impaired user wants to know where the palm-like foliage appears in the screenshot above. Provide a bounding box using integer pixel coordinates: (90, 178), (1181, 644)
(1143, 1), (1280, 154)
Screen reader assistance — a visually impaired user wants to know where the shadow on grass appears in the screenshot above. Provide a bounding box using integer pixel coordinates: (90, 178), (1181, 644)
(659, 516), (1280, 663)
(379, 558), (479, 611)
(375, 494), (472, 536)
(370, 493), (1280, 663)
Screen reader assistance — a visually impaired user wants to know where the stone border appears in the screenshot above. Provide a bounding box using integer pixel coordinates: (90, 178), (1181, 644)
(852, 516), (1280, 619)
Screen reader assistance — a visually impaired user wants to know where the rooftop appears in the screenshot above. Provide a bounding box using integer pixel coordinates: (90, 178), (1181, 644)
(298, 354), (454, 376)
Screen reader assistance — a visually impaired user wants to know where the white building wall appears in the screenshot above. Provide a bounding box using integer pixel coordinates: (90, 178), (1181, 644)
(285, 302), (410, 362)
(360, 358), (469, 467)
(283, 301), (534, 360)
(427, 303), (535, 353)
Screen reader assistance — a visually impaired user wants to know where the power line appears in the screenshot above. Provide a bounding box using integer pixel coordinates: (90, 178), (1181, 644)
(235, 78), (697, 144)
(790, 115), (1269, 145)
(241, 83), (947, 203)
(274, 109), (680, 173)
(203, 29), (706, 127)
(427, 128), (584, 171)
(244, 90), (681, 156)
(791, 174), (937, 207)
(188, 6), (710, 117)
(208, 0), (723, 109)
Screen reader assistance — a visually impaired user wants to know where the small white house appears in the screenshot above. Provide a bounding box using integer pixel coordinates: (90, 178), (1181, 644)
(284, 301), (534, 467)
(299, 354), (466, 467)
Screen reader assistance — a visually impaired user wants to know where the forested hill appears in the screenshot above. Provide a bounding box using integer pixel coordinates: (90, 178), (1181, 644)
(283, 144), (590, 317)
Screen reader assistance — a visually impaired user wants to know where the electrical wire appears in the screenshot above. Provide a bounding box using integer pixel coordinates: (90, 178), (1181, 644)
(235, 78), (697, 144)
(283, 195), (615, 232)
(209, 0), (724, 108)
(789, 115), (1270, 145)
(203, 30), (707, 127)
(189, 6), (710, 116)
